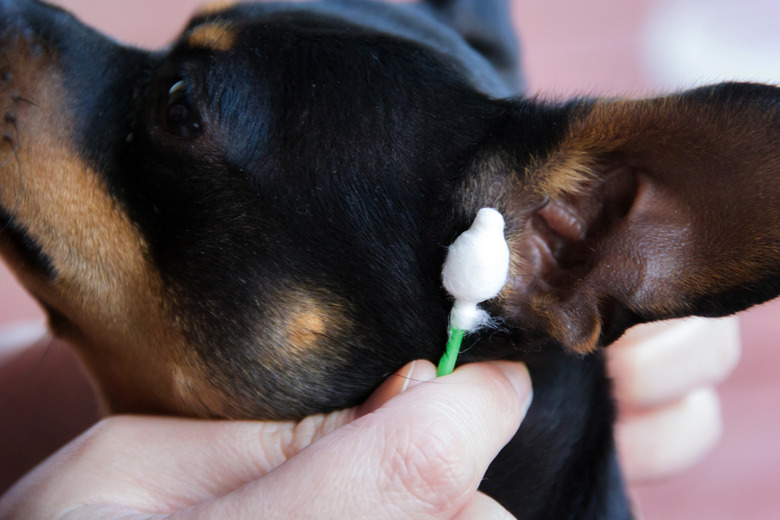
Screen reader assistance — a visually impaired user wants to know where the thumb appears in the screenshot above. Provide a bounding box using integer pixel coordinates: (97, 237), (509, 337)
(183, 361), (532, 519)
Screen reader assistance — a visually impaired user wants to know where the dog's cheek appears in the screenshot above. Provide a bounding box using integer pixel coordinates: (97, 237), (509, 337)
(203, 290), (369, 420)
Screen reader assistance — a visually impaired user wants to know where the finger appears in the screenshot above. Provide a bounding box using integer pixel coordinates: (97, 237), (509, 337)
(1, 360), (439, 517)
(0, 360), (490, 518)
(451, 491), (517, 520)
(185, 361), (533, 520)
(288, 360), (438, 463)
(359, 359), (438, 414)
(608, 316), (740, 410)
(615, 386), (722, 482)
(0, 416), (296, 517)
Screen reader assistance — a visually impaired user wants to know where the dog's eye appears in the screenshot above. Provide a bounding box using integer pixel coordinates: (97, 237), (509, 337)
(160, 80), (202, 139)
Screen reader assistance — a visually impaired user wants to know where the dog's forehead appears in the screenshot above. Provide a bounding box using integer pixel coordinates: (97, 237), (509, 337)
(183, 2), (416, 52)
(177, 3), (450, 72)
(186, 1), (443, 41)
(174, 0), (512, 97)
(144, 5), (496, 203)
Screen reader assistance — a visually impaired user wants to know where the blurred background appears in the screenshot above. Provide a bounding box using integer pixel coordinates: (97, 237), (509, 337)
(1, 0), (779, 517)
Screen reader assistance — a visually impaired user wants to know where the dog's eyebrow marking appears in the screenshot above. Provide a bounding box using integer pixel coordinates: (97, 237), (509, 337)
(285, 299), (328, 354)
(273, 291), (353, 362)
(188, 22), (238, 52)
(196, 1), (238, 16)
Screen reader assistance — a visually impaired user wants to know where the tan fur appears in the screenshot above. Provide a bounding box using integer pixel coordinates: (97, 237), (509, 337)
(499, 93), (780, 354)
(274, 291), (351, 362)
(196, 1), (238, 17)
(287, 307), (327, 354)
(569, 96), (780, 298)
(0, 41), (227, 416)
(188, 22), (238, 52)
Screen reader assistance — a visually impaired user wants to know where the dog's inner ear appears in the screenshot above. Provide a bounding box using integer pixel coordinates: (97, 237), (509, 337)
(499, 83), (780, 354)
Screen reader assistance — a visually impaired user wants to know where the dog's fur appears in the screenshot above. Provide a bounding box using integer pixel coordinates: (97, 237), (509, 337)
(3, 0), (780, 518)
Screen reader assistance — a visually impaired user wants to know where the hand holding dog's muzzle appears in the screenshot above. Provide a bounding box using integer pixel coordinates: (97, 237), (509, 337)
(0, 359), (532, 520)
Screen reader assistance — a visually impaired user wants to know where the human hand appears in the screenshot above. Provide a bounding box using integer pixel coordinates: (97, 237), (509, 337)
(609, 317), (741, 482)
(0, 359), (532, 520)
(0, 315), (741, 516)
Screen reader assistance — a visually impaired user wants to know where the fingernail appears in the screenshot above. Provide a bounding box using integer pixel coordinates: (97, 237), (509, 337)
(399, 360), (437, 392)
(399, 360), (417, 392)
(497, 362), (533, 412)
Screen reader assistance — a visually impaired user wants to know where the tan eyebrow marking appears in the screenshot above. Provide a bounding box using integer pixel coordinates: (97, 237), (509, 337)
(196, 1), (238, 16)
(188, 22), (238, 52)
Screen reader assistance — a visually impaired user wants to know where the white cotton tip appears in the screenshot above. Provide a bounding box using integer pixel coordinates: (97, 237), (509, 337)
(442, 208), (510, 331)
(442, 208), (510, 302)
(450, 301), (492, 332)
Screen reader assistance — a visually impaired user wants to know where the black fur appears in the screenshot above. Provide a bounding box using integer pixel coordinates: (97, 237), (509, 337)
(14, 1), (780, 519)
(0, 1), (634, 518)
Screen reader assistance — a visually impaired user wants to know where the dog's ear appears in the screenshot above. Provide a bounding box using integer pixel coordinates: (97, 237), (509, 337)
(497, 83), (780, 354)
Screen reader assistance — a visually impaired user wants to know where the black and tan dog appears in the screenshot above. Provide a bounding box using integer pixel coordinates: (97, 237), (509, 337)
(2, 0), (780, 518)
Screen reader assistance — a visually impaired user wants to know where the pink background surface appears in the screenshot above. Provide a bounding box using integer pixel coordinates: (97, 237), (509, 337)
(1, 1), (779, 517)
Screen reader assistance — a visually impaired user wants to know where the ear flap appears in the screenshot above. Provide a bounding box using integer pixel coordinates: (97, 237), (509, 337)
(499, 82), (780, 354)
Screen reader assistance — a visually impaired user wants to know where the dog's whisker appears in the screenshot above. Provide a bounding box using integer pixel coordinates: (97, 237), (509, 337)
(12, 95), (39, 107)
(0, 117), (20, 166)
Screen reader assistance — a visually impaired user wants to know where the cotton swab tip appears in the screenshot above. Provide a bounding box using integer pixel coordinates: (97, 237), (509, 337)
(441, 208), (510, 306)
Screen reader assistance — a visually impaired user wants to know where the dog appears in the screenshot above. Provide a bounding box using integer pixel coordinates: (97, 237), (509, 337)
(2, 0), (780, 518)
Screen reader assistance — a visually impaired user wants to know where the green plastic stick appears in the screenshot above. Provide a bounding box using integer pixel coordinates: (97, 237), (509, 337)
(437, 327), (465, 377)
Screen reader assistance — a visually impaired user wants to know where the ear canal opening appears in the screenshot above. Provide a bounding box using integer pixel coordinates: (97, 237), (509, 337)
(522, 165), (637, 293)
(504, 164), (640, 353)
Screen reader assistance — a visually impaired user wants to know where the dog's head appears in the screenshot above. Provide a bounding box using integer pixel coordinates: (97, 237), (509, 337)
(2, 0), (780, 422)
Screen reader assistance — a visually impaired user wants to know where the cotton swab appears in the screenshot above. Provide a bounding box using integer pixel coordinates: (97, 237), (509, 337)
(437, 208), (510, 376)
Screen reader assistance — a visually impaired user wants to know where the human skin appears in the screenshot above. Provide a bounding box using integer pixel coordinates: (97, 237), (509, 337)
(1, 359), (531, 519)
(610, 317), (741, 481)
(0, 316), (741, 518)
